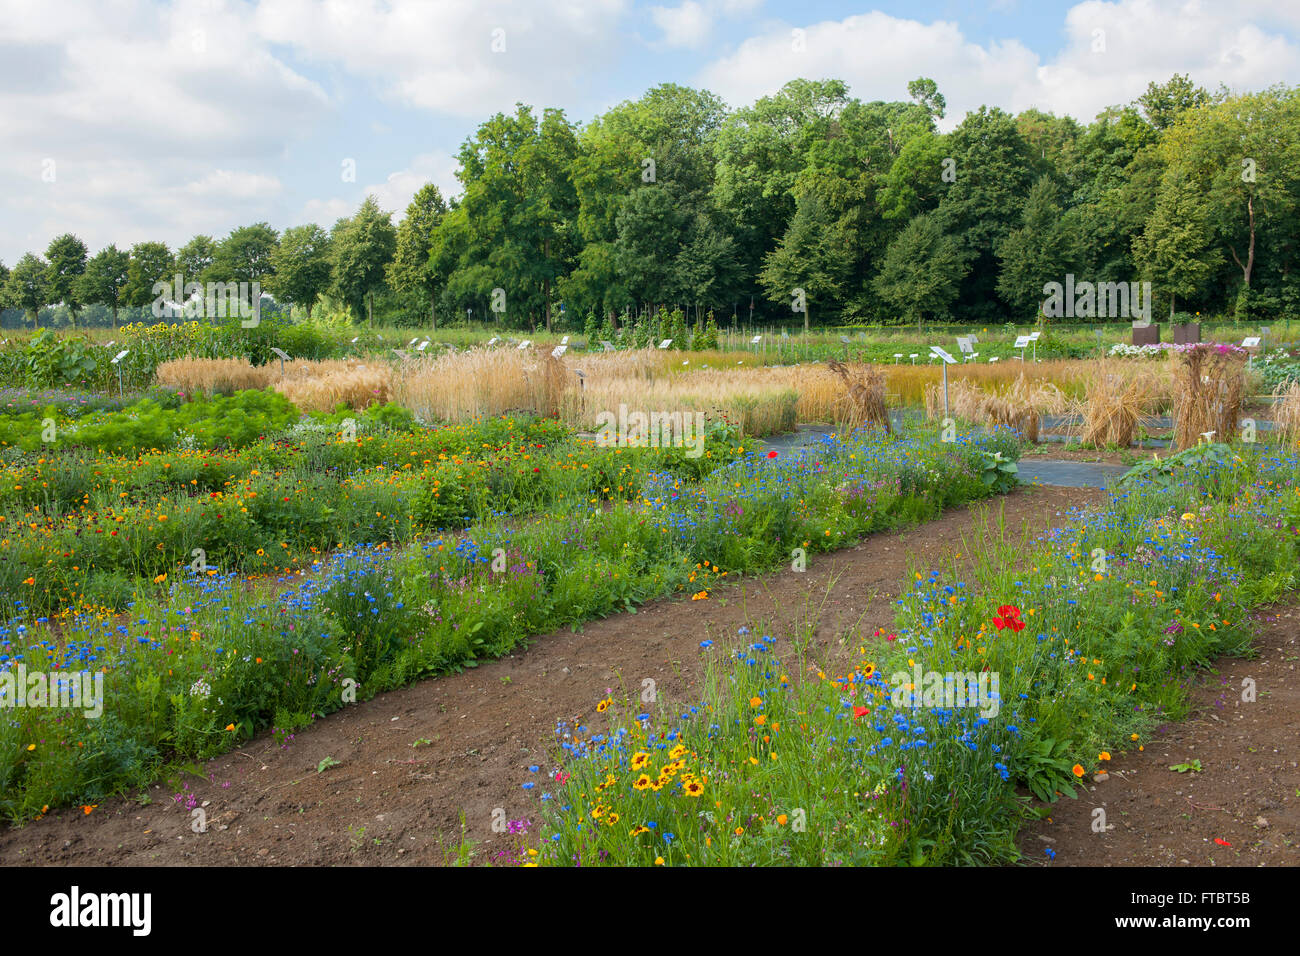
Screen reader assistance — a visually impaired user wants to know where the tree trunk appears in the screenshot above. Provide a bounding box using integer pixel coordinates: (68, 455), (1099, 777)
(430, 290), (437, 332)
(366, 291), (373, 327)
(1228, 195), (1257, 289)
(544, 236), (552, 334)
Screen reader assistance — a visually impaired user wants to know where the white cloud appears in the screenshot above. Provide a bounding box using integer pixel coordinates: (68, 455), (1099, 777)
(0, 0), (328, 261)
(297, 151), (462, 231)
(649, 0), (763, 50)
(651, 2), (713, 49)
(251, 0), (629, 117)
(698, 0), (1300, 129)
(184, 171), (283, 201)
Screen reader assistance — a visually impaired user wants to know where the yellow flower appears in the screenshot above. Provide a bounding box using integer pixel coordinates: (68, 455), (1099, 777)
(630, 752), (651, 770)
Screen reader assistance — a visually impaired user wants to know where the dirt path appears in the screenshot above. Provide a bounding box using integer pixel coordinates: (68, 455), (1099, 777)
(0, 484), (1100, 866)
(1021, 603), (1300, 866)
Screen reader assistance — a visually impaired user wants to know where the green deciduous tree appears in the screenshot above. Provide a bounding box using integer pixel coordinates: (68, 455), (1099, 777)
(7, 253), (51, 327)
(1132, 168), (1224, 317)
(388, 184), (448, 328)
(996, 177), (1080, 317)
(44, 233), (88, 328)
(873, 213), (967, 330)
(268, 224), (332, 321)
(124, 241), (174, 312)
(77, 244), (131, 328)
(331, 196), (397, 325)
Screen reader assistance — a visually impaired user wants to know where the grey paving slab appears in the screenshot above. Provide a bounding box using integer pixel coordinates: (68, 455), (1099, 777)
(1017, 460), (1130, 489)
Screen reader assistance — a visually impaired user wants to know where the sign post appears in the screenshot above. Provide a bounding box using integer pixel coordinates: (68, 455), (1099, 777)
(930, 346), (957, 419)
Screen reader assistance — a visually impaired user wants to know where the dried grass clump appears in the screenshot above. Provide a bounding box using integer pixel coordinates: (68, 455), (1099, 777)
(827, 359), (890, 433)
(1171, 345), (1247, 450)
(156, 357), (274, 394)
(157, 356), (394, 411)
(274, 364), (392, 412)
(1272, 380), (1300, 446)
(923, 374), (1065, 442)
(394, 347), (559, 422)
(1072, 366), (1161, 448)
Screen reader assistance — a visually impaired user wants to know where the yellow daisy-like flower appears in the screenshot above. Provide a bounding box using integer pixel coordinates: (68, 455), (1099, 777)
(668, 744), (687, 761)
(633, 774), (653, 791)
(596, 698), (611, 713)
(683, 780), (704, 797)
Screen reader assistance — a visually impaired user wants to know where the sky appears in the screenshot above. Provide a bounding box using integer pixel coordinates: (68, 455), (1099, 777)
(2, 0), (1298, 265)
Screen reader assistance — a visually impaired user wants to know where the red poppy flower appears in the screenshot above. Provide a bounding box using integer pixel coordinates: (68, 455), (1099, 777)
(993, 605), (1026, 632)
(767, 450), (779, 458)
(853, 706), (869, 719)
(1214, 838), (1232, 847)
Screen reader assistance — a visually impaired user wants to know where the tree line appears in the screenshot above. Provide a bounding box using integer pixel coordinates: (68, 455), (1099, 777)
(4, 74), (1298, 332)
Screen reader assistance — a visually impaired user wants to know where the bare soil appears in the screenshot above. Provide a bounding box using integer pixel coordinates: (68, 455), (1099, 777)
(1021, 604), (1300, 866)
(0, 484), (1100, 866)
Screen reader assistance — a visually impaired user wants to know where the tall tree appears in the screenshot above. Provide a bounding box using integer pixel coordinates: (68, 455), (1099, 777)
(1132, 168), (1224, 318)
(211, 223), (279, 315)
(1138, 74), (1210, 132)
(907, 76), (946, 120)
(1159, 85), (1300, 316)
(44, 233), (88, 328)
(6, 253), (51, 327)
(996, 177), (1079, 317)
(759, 195), (851, 330)
(124, 241), (175, 312)
(387, 184), (448, 328)
(934, 106), (1038, 319)
(267, 224), (332, 321)
(331, 196), (397, 325)
(77, 244), (131, 328)
(873, 213), (967, 330)
(442, 104), (579, 329)
(176, 235), (218, 283)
